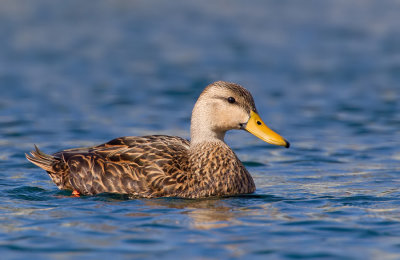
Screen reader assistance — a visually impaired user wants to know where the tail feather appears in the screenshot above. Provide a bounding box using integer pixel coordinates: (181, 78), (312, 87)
(26, 145), (58, 172)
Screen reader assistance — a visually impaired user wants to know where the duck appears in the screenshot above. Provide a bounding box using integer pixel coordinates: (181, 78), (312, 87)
(26, 81), (289, 198)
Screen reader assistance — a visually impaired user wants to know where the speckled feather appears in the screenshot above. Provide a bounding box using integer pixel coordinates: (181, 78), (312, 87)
(26, 135), (255, 198)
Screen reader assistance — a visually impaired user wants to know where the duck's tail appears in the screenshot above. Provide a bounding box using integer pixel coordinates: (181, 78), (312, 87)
(26, 145), (72, 190)
(25, 145), (58, 172)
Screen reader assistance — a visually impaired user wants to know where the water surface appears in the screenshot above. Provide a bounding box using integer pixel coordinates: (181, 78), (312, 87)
(1, 1), (400, 259)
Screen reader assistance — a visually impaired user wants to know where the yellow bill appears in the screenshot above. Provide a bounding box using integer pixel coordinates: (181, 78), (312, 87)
(245, 111), (290, 148)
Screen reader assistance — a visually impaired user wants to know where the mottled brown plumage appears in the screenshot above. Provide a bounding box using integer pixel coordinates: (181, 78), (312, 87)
(26, 81), (289, 198)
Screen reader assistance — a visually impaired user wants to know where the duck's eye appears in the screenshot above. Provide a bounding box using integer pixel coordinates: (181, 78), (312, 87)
(227, 97), (236, 104)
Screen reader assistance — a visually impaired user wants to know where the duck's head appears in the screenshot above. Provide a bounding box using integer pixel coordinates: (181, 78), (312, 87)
(190, 81), (290, 148)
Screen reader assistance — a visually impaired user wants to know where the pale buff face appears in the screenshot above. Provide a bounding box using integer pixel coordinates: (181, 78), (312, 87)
(191, 82), (256, 141)
(197, 89), (251, 132)
(190, 81), (289, 148)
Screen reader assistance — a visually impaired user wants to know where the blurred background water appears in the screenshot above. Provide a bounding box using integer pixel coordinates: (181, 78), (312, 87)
(0, 0), (400, 259)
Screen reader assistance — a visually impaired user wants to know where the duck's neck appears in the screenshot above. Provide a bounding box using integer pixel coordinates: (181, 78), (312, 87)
(190, 127), (226, 145)
(190, 101), (226, 145)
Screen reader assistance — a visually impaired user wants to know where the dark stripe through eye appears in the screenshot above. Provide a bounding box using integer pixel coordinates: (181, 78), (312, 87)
(227, 97), (235, 103)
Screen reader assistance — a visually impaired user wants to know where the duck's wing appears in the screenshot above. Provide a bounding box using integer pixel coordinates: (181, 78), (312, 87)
(28, 135), (190, 197)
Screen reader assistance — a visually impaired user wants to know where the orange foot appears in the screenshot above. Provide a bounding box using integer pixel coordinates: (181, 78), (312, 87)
(72, 190), (80, 197)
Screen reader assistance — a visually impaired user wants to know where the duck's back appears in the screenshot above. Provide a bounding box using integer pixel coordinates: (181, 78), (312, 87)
(28, 135), (190, 197)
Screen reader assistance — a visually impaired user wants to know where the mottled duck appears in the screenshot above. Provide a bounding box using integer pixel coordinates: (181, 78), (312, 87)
(26, 81), (289, 198)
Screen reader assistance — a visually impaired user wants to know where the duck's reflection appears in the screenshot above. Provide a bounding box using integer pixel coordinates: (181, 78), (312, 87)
(125, 198), (234, 229)
(124, 195), (288, 230)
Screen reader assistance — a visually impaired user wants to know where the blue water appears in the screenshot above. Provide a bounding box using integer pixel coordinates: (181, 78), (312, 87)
(1, 0), (400, 259)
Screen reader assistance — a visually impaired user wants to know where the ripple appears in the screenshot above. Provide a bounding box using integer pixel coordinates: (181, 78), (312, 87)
(5, 186), (51, 201)
(242, 161), (266, 167)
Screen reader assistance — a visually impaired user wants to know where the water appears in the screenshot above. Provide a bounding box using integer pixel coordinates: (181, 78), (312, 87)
(1, 0), (400, 259)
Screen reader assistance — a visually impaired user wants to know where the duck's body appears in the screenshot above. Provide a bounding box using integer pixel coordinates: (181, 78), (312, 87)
(29, 135), (254, 198)
(27, 81), (289, 198)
